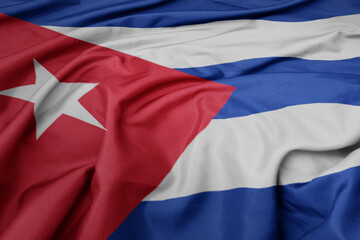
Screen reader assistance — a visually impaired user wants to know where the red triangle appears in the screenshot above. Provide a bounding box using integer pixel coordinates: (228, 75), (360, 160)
(0, 13), (234, 240)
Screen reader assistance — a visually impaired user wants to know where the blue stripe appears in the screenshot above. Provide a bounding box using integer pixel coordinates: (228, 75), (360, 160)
(178, 57), (360, 119)
(109, 166), (360, 240)
(0, 0), (360, 27)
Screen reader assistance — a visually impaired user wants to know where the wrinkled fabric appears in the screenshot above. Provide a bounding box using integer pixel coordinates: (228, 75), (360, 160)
(0, 0), (360, 240)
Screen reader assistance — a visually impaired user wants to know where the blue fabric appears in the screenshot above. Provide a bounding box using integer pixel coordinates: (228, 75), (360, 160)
(0, 0), (359, 27)
(109, 166), (360, 240)
(179, 57), (360, 119)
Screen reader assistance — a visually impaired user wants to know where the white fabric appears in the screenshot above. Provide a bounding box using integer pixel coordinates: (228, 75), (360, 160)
(45, 14), (360, 68)
(145, 103), (360, 201)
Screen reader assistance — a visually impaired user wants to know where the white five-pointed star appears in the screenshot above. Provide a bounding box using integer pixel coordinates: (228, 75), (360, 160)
(0, 59), (106, 139)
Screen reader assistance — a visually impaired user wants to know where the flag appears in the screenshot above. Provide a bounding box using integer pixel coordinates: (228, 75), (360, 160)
(0, 0), (360, 239)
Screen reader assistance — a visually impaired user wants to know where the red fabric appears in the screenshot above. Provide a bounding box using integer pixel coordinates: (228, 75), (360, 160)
(0, 14), (234, 239)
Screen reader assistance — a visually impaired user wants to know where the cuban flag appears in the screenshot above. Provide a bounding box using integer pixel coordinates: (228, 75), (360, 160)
(1, 0), (360, 239)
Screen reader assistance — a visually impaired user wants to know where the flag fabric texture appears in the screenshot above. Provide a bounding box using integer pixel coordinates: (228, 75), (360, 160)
(0, 0), (360, 239)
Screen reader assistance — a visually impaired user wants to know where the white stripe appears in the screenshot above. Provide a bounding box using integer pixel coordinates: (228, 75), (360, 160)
(145, 103), (360, 201)
(45, 14), (360, 69)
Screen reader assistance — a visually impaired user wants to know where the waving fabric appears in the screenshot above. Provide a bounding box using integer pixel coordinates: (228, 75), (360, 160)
(0, 0), (360, 239)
